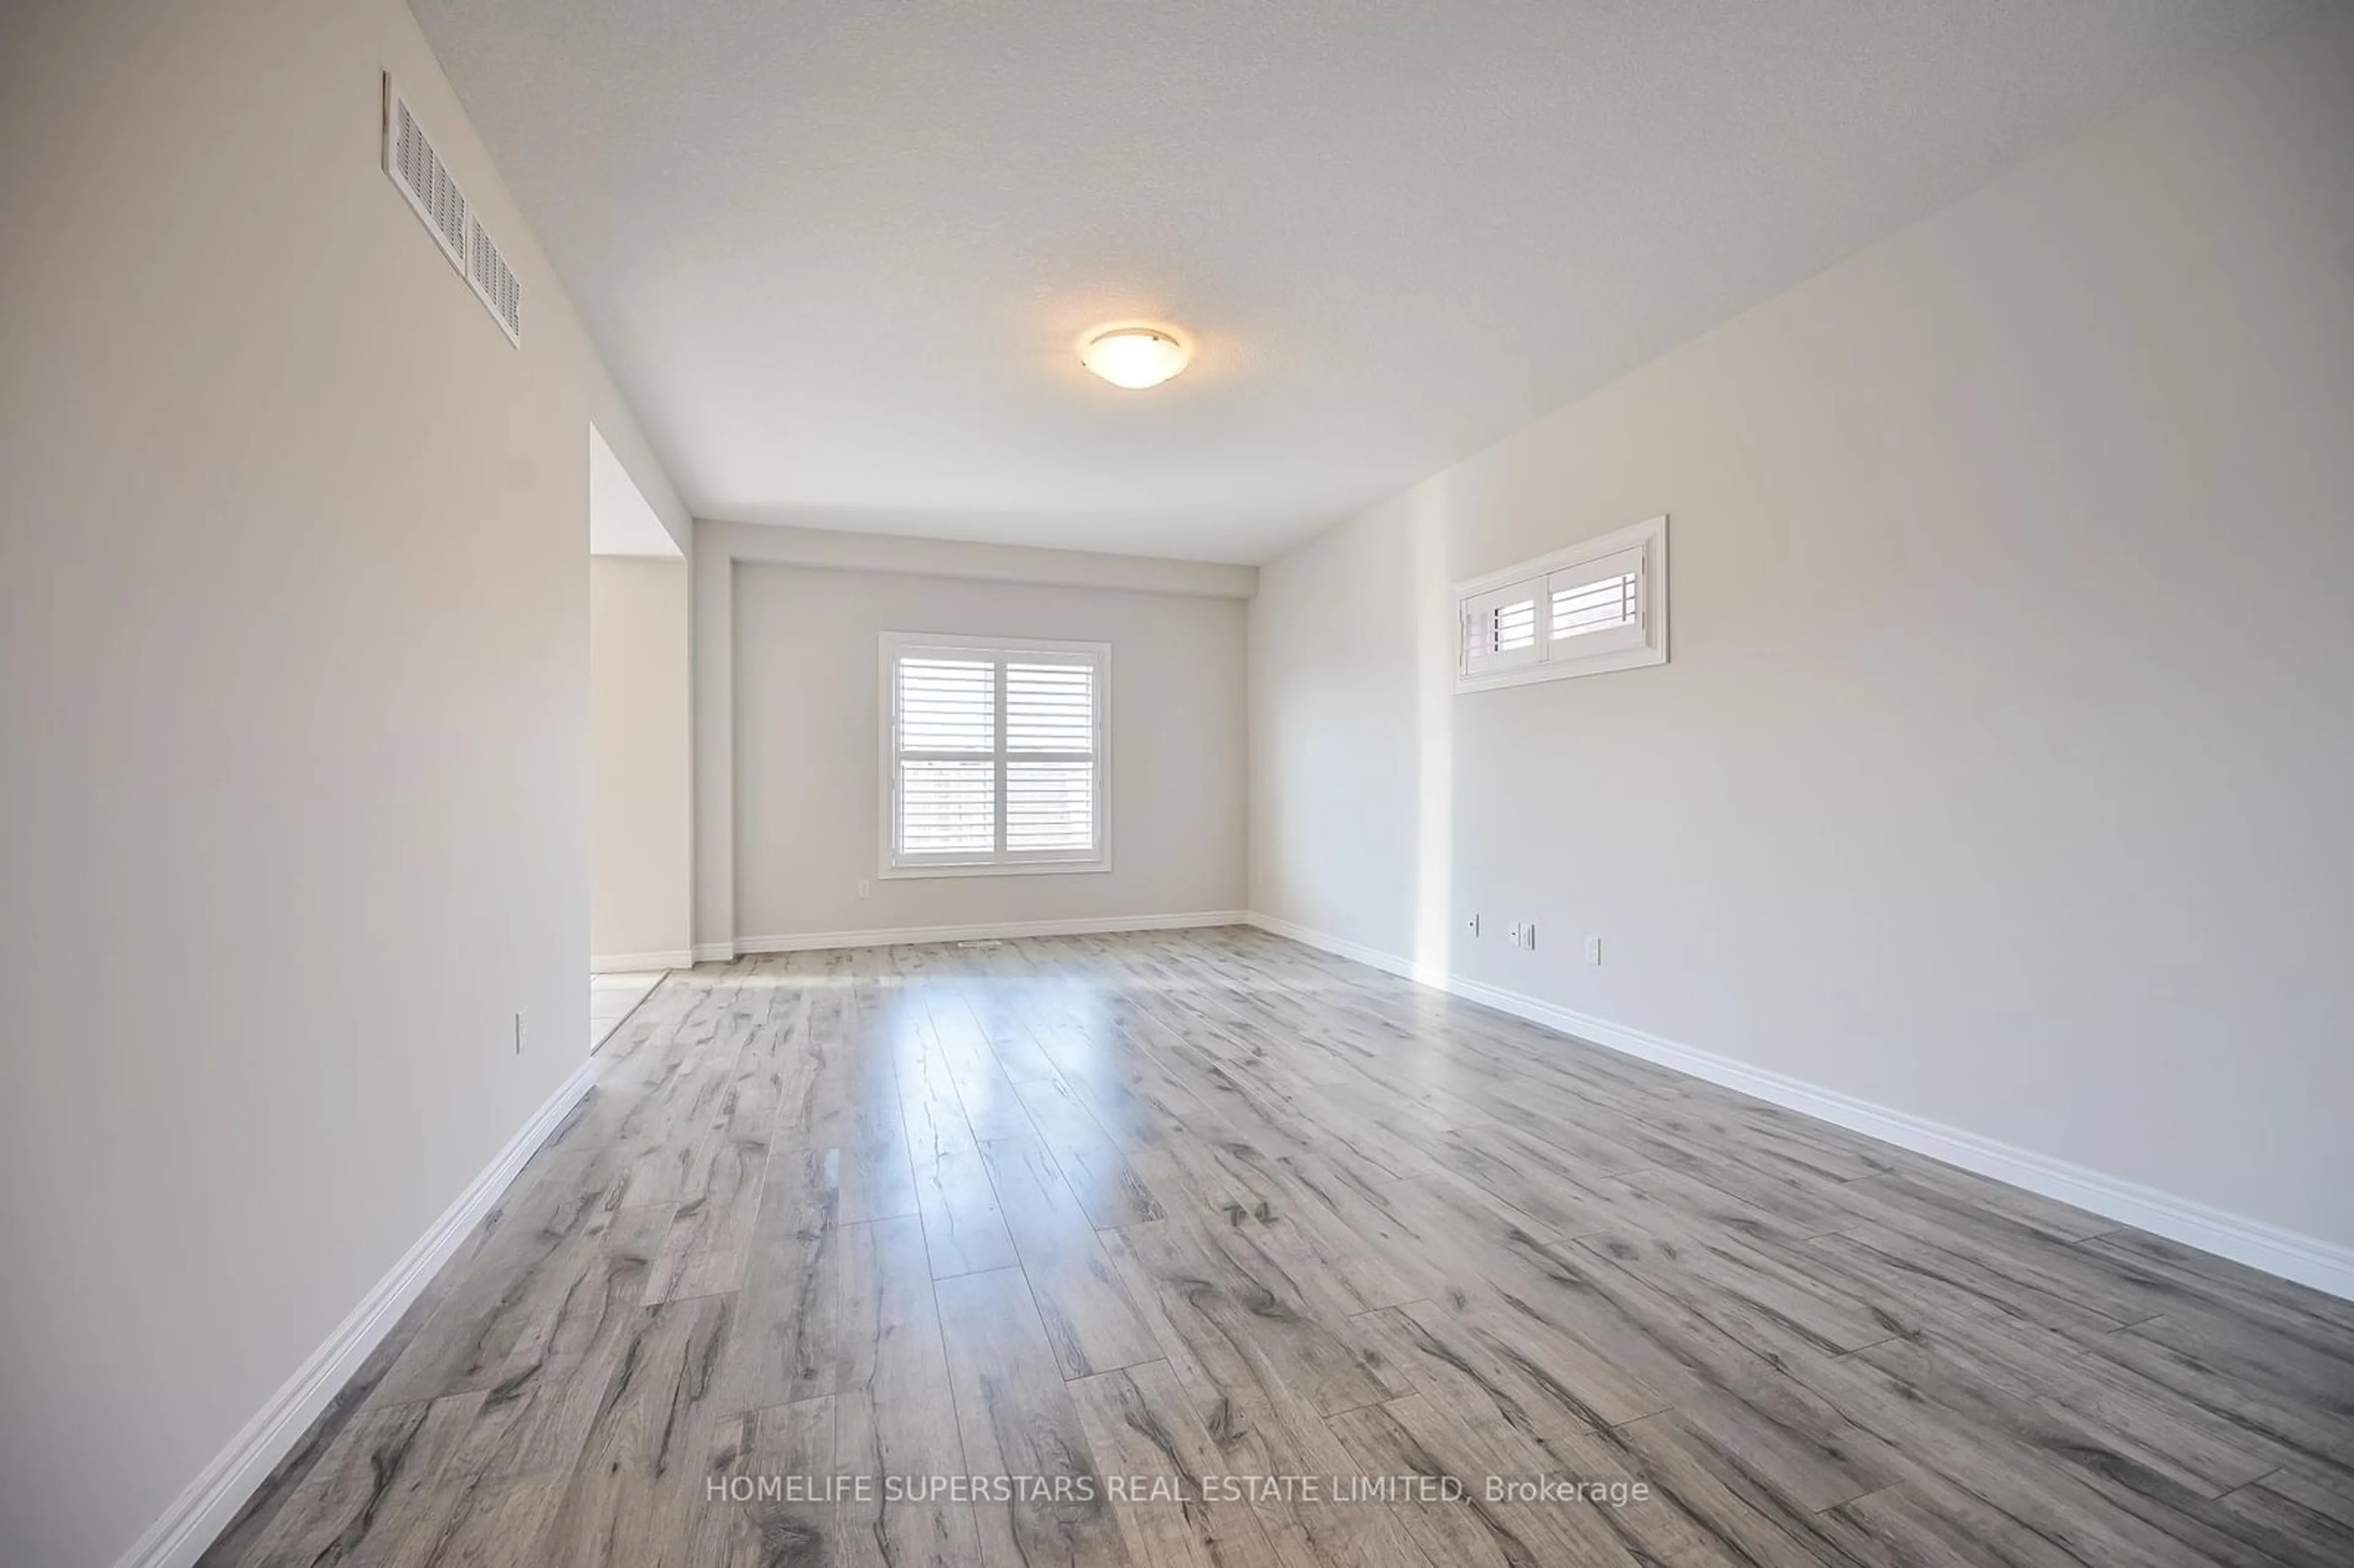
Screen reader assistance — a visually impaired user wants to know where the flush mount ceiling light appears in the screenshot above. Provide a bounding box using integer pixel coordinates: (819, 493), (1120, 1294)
(1079, 324), (1190, 390)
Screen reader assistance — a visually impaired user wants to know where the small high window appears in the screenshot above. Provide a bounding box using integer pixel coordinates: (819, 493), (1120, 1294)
(1457, 516), (1667, 691)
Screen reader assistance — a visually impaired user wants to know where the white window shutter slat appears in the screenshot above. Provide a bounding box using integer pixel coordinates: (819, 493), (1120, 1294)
(897, 759), (995, 854)
(1005, 761), (1094, 851)
(1460, 577), (1545, 678)
(1005, 661), (1095, 753)
(1004, 661), (1095, 852)
(1545, 544), (1645, 656)
(897, 657), (996, 751)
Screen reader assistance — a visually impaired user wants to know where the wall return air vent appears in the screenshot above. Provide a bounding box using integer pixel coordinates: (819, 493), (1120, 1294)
(381, 77), (521, 346)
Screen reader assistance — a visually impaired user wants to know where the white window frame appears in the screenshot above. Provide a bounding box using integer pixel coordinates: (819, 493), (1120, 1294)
(877, 631), (1111, 879)
(1454, 514), (1667, 693)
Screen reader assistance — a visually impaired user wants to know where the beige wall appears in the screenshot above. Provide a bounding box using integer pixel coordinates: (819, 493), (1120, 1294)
(730, 563), (1249, 940)
(1251, 8), (2354, 1254)
(591, 556), (694, 966)
(0, 2), (684, 1563)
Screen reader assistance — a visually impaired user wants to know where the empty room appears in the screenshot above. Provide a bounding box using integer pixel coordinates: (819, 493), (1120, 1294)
(6, 1), (2353, 1565)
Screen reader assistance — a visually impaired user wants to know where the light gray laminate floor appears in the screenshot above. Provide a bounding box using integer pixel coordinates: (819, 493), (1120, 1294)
(589, 970), (665, 1053)
(200, 928), (2354, 1567)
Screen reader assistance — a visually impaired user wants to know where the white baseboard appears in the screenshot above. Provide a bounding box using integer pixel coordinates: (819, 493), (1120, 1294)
(713, 910), (1252, 958)
(590, 948), (692, 973)
(1247, 911), (2354, 1303)
(118, 1057), (601, 1568)
(1247, 911), (1454, 988)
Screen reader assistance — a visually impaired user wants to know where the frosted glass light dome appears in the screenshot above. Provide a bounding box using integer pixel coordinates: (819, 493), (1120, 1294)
(1080, 325), (1190, 389)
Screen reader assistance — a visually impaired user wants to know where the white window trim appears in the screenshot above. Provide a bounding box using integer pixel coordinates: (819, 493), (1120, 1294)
(1454, 514), (1668, 693)
(877, 631), (1112, 879)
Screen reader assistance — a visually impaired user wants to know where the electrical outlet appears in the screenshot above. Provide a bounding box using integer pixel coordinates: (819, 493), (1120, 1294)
(1465, 913), (1480, 937)
(1585, 935), (1603, 966)
(513, 1009), (528, 1054)
(856, 878), (870, 898)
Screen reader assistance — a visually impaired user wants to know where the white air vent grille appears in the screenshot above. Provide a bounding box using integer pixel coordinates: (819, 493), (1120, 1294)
(387, 92), (467, 265)
(381, 76), (520, 348)
(467, 218), (522, 344)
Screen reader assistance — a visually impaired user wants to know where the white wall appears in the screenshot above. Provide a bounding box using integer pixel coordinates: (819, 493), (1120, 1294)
(591, 555), (693, 967)
(1251, 7), (2354, 1257)
(0, 2), (684, 1563)
(725, 560), (1249, 942)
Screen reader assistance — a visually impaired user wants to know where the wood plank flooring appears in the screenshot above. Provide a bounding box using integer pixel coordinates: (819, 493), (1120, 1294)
(588, 969), (664, 1053)
(199, 928), (2354, 1568)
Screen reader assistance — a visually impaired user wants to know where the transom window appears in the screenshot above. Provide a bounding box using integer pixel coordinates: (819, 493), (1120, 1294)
(879, 633), (1110, 877)
(1455, 515), (1669, 692)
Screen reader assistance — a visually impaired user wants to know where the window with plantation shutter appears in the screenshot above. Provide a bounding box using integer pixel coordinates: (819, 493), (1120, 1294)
(1545, 544), (1646, 659)
(880, 633), (1109, 875)
(894, 655), (996, 858)
(1454, 515), (1669, 692)
(1460, 577), (1545, 679)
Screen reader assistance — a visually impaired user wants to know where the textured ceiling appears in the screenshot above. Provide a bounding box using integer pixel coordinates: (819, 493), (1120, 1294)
(415, 0), (2315, 563)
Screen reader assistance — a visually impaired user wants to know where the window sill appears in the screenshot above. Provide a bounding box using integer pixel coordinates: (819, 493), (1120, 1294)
(878, 859), (1114, 881)
(1455, 642), (1665, 693)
